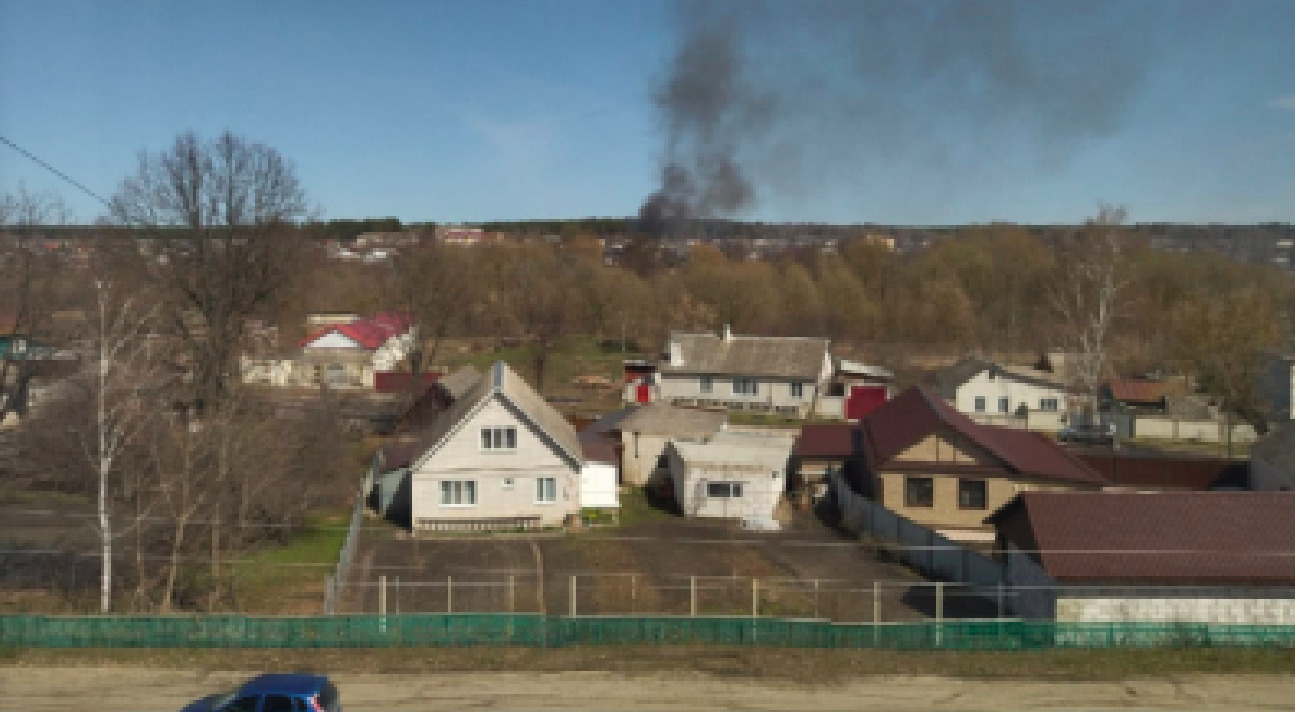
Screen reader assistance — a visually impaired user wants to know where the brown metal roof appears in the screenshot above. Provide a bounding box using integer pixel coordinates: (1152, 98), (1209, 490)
(1106, 379), (1177, 404)
(795, 423), (859, 459)
(1079, 453), (1247, 491)
(860, 387), (1107, 486)
(992, 492), (1295, 585)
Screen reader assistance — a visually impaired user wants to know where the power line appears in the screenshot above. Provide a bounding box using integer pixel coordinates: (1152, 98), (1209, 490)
(0, 134), (114, 210)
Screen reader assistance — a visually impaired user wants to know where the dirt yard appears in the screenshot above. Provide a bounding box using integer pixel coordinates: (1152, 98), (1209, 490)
(4, 665), (1295, 711)
(347, 506), (996, 622)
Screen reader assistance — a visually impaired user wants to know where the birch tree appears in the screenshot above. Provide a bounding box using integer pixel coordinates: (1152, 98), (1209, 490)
(1050, 206), (1129, 427)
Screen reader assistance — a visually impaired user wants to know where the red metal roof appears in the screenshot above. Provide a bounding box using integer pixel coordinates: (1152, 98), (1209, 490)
(300, 312), (412, 350)
(1078, 454), (1247, 491)
(1106, 379), (1173, 404)
(993, 492), (1295, 585)
(795, 423), (858, 459)
(860, 387), (1106, 486)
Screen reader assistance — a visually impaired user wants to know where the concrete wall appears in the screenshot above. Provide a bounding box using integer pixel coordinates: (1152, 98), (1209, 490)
(1056, 590), (1295, 624)
(955, 370), (1069, 431)
(968, 410), (1066, 433)
(410, 394), (580, 528)
(1132, 416), (1258, 444)
(619, 431), (676, 486)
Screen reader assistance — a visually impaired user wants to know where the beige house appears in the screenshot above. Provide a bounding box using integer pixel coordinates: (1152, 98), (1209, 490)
(628, 326), (832, 418)
(407, 361), (583, 531)
(851, 387), (1107, 542)
(615, 403), (728, 485)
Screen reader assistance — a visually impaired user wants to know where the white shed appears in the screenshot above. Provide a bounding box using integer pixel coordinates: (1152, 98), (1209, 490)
(666, 431), (795, 529)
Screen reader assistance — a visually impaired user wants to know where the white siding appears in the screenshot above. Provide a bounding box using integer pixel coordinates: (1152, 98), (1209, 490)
(1057, 591), (1295, 624)
(410, 395), (580, 527)
(304, 331), (363, 349)
(580, 463), (620, 509)
(955, 370), (1070, 432)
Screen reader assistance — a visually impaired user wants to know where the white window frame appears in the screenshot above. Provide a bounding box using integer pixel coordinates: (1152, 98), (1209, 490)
(706, 481), (743, 498)
(480, 426), (518, 452)
(732, 378), (758, 396)
(535, 476), (557, 504)
(439, 480), (477, 507)
(699, 375), (713, 394)
(790, 382), (804, 398)
(1040, 397), (1059, 412)
(998, 397), (1009, 413)
(974, 396), (986, 413)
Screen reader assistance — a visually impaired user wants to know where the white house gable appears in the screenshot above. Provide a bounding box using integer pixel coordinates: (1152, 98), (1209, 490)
(304, 330), (364, 350)
(419, 394), (576, 475)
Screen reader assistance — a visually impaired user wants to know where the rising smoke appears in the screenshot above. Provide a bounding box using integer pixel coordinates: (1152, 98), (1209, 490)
(639, 0), (1152, 230)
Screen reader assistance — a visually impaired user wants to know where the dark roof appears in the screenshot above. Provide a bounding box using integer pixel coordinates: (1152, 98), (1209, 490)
(379, 440), (422, 472)
(935, 356), (1069, 400)
(579, 432), (619, 464)
(1078, 454), (1247, 491)
(1106, 379), (1175, 404)
(860, 387), (1106, 486)
(239, 673), (330, 696)
(659, 331), (829, 379)
(795, 423), (859, 459)
(990, 492), (1295, 585)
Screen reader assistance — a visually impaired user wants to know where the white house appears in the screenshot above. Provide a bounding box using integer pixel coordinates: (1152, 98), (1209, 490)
(937, 356), (1072, 432)
(241, 313), (415, 390)
(665, 430), (796, 530)
(406, 361), (583, 531)
(615, 403), (728, 486)
(626, 326), (832, 418)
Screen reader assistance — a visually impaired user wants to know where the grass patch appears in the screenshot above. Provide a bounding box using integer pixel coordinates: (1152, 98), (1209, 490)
(9, 645), (1295, 681)
(615, 486), (676, 527)
(230, 509), (350, 614)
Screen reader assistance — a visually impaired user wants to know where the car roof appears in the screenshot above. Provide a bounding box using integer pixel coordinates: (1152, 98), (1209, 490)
(239, 673), (329, 696)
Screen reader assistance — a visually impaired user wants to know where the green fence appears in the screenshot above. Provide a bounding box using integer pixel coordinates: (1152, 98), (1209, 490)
(2, 614), (1295, 650)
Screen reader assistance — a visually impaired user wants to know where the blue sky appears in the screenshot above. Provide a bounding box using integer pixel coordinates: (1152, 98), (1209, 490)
(1, 0), (1293, 225)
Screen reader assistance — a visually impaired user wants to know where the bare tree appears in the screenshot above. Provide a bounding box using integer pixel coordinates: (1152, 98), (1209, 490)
(106, 131), (309, 412)
(384, 242), (475, 402)
(1050, 206), (1129, 427)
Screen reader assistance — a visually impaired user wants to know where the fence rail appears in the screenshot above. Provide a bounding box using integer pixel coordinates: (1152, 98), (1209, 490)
(2, 614), (1294, 650)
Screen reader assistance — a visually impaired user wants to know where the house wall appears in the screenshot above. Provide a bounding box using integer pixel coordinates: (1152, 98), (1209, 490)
(657, 373), (820, 414)
(878, 471), (1088, 532)
(411, 395), (580, 528)
(968, 411), (1066, 433)
(1056, 590), (1295, 624)
(580, 462), (620, 509)
(619, 432), (676, 486)
(668, 452), (785, 522)
(954, 370), (1069, 431)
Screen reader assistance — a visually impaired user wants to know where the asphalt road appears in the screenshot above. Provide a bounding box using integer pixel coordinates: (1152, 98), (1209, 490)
(3, 667), (1294, 711)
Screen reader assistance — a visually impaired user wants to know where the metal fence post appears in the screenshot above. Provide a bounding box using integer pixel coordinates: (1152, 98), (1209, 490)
(872, 581), (880, 623)
(690, 576), (697, 617)
(813, 579), (820, 619)
(379, 574), (387, 633)
(631, 574), (637, 614)
(752, 578), (759, 617)
(508, 575), (515, 614)
(569, 575), (577, 617)
(447, 575), (453, 614)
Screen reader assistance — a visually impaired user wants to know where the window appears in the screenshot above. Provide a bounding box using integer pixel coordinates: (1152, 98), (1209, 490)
(706, 481), (743, 498)
(655, 452), (670, 471)
(501, 478), (514, 490)
(439, 480), (477, 506)
(905, 476), (934, 508)
(973, 396), (986, 413)
(699, 375), (713, 393)
(262, 695), (298, 712)
(480, 426), (517, 451)
(958, 479), (987, 509)
(1039, 397), (1059, 412)
(998, 397), (1009, 413)
(790, 382), (804, 398)
(225, 697), (260, 712)
(536, 477), (557, 503)
(732, 378), (758, 396)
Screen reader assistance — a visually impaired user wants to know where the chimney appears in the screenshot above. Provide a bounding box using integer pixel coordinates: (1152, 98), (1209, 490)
(722, 324), (732, 342)
(668, 335), (683, 366)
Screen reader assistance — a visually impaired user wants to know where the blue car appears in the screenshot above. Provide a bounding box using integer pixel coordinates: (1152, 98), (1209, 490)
(182, 673), (341, 712)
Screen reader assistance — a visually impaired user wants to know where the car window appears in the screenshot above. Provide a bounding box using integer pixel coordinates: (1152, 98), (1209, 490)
(222, 696), (260, 712)
(318, 682), (341, 711)
(261, 694), (297, 712)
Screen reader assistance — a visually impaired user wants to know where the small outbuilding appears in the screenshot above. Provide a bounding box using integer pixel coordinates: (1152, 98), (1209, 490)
(615, 403), (727, 485)
(665, 431), (796, 530)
